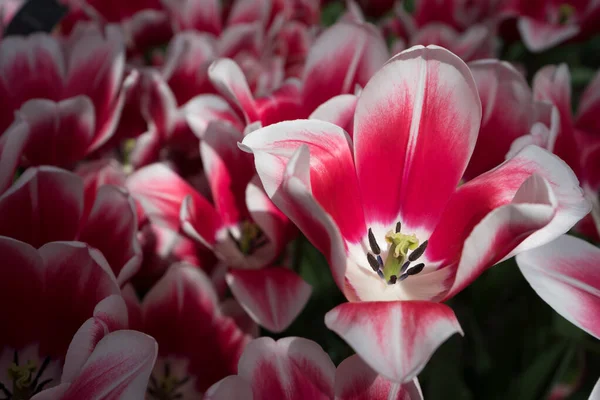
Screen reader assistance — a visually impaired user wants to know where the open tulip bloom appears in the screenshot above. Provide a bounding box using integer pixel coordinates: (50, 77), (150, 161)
(240, 45), (591, 383)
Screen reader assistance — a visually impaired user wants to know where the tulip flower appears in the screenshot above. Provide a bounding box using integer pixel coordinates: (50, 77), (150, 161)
(240, 45), (590, 382)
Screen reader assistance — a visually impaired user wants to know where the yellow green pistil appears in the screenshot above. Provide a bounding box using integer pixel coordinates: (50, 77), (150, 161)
(383, 231), (419, 281)
(147, 363), (190, 400)
(2, 354), (53, 400)
(558, 4), (575, 24)
(232, 220), (268, 255)
(366, 222), (428, 285)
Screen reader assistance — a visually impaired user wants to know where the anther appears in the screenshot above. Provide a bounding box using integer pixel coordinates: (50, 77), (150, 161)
(408, 240), (428, 262)
(367, 253), (380, 271)
(368, 228), (380, 255)
(395, 221), (401, 233)
(400, 261), (410, 274)
(377, 270), (385, 279)
(388, 275), (397, 284)
(398, 273), (409, 281)
(407, 263), (425, 275)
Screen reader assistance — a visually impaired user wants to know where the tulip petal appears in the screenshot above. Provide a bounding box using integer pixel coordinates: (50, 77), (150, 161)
(309, 94), (358, 138)
(533, 64), (581, 176)
(335, 354), (423, 400)
(0, 120), (30, 194)
(517, 235), (600, 340)
(353, 45), (481, 234)
(205, 375), (253, 400)
(0, 237), (44, 349)
(226, 267), (312, 332)
(427, 145), (590, 281)
(590, 377), (600, 400)
(237, 337), (336, 399)
(517, 17), (579, 53)
(465, 60), (540, 180)
(127, 163), (221, 233)
(142, 264), (250, 392)
(56, 330), (157, 400)
(209, 58), (259, 123)
(302, 21), (388, 113)
(78, 185), (142, 285)
(241, 119), (366, 242)
(165, 0), (222, 34)
(201, 122), (254, 227)
(38, 241), (121, 358)
(0, 166), (83, 247)
(185, 94), (243, 139)
(325, 301), (463, 383)
(17, 96), (95, 167)
(577, 70), (600, 134)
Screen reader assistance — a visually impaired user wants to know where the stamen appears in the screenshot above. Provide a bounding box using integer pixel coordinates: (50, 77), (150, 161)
(407, 263), (425, 275)
(398, 273), (409, 281)
(377, 255), (383, 265)
(400, 261), (410, 274)
(408, 240), (428, 262)
(368, 228), (380, 255)
(388, 275), (397, 285)
(395, 221), (401, 233)
(377, 270), (385, 279)
(367, 253), (380, 271)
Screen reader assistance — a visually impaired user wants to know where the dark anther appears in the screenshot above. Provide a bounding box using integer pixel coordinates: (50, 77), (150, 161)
(367, 253), (380, 271)
(33, 378), (53, 394)
(395, 221), (402, 233)
(408, 240), (428, 262)
(368, 228), (380, 254)
(13, 350), (18, 365)
(388, 275), (397, 284)
(377, 270), (385, 279)
(408, 263), (425, 275)
(0, 382), (12, 398)
(398, 273), (409, 282)
(400, 261), (410, 274)
(31, 356), (51, 389)
(377, 255), (383, 265)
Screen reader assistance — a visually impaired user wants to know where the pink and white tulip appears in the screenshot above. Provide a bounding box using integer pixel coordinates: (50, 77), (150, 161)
(240, 45), (590, 382)
(0, 24), (132, 159)
(206, 337), (423, 400)
(0, 166), (142, 285)
(138, 264), (251, 397)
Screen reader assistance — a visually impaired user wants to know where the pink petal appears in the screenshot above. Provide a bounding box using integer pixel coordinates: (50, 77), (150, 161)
(0, 120), (30, 195)
(75, 159), (128, 217)
(15, 96), (95, 167)
(61, 295), (129, 383)
(353, 45), (481, 233)
(241, 119), (366, 243)
(325, 301), (462, 383)
(220, 298), (260, 338)
(38, 242), (121, 358)
(63, 25), (125, 148)
(227, 0), (272, 26)
(309, 94), (358, 138)
(444, 174), (558, 299)
(185, 94), (244, 139)
(78, 185), (142, 285)
(140, 69), (178, 141)
(141, 264), (250, 392)
(464, 60), (542, 180)
(226, 267), (312, 332)
(246, 176), (291, 262)
(335, 354), (423, 400)
(205, 375), (253, 400)
(517, 17), (580, 53)
(31, 384), (71, 400)
(0, 166), (83, 247)
(0, 34), (65, 133)
(237, 336), (336, 399)
(129, 126), (163, 168)
(428, 145), (589, 276)
(56, 330), (157, 400)
(0, 237), (44, 349)
(517, 235), (600, 340)
(590, 377), (600, 400)
(577, 70), (600, 134)
(165, 0), (222, 34)
(122, 284), (143, 331)
(209, 58), (260, 123)
(302, 21), (388, 114)
(127, 163), (219, 232)
(162, 32), (217, 105)
(201, 122), (254, 227)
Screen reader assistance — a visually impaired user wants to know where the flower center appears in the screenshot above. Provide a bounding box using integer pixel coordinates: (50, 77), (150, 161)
(557, 4), (575, 24)
(366, 222), (428, 285)
(147, 362), (190, 400)
(1, 352), (53, 400)
(230, 220), (268, 255)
